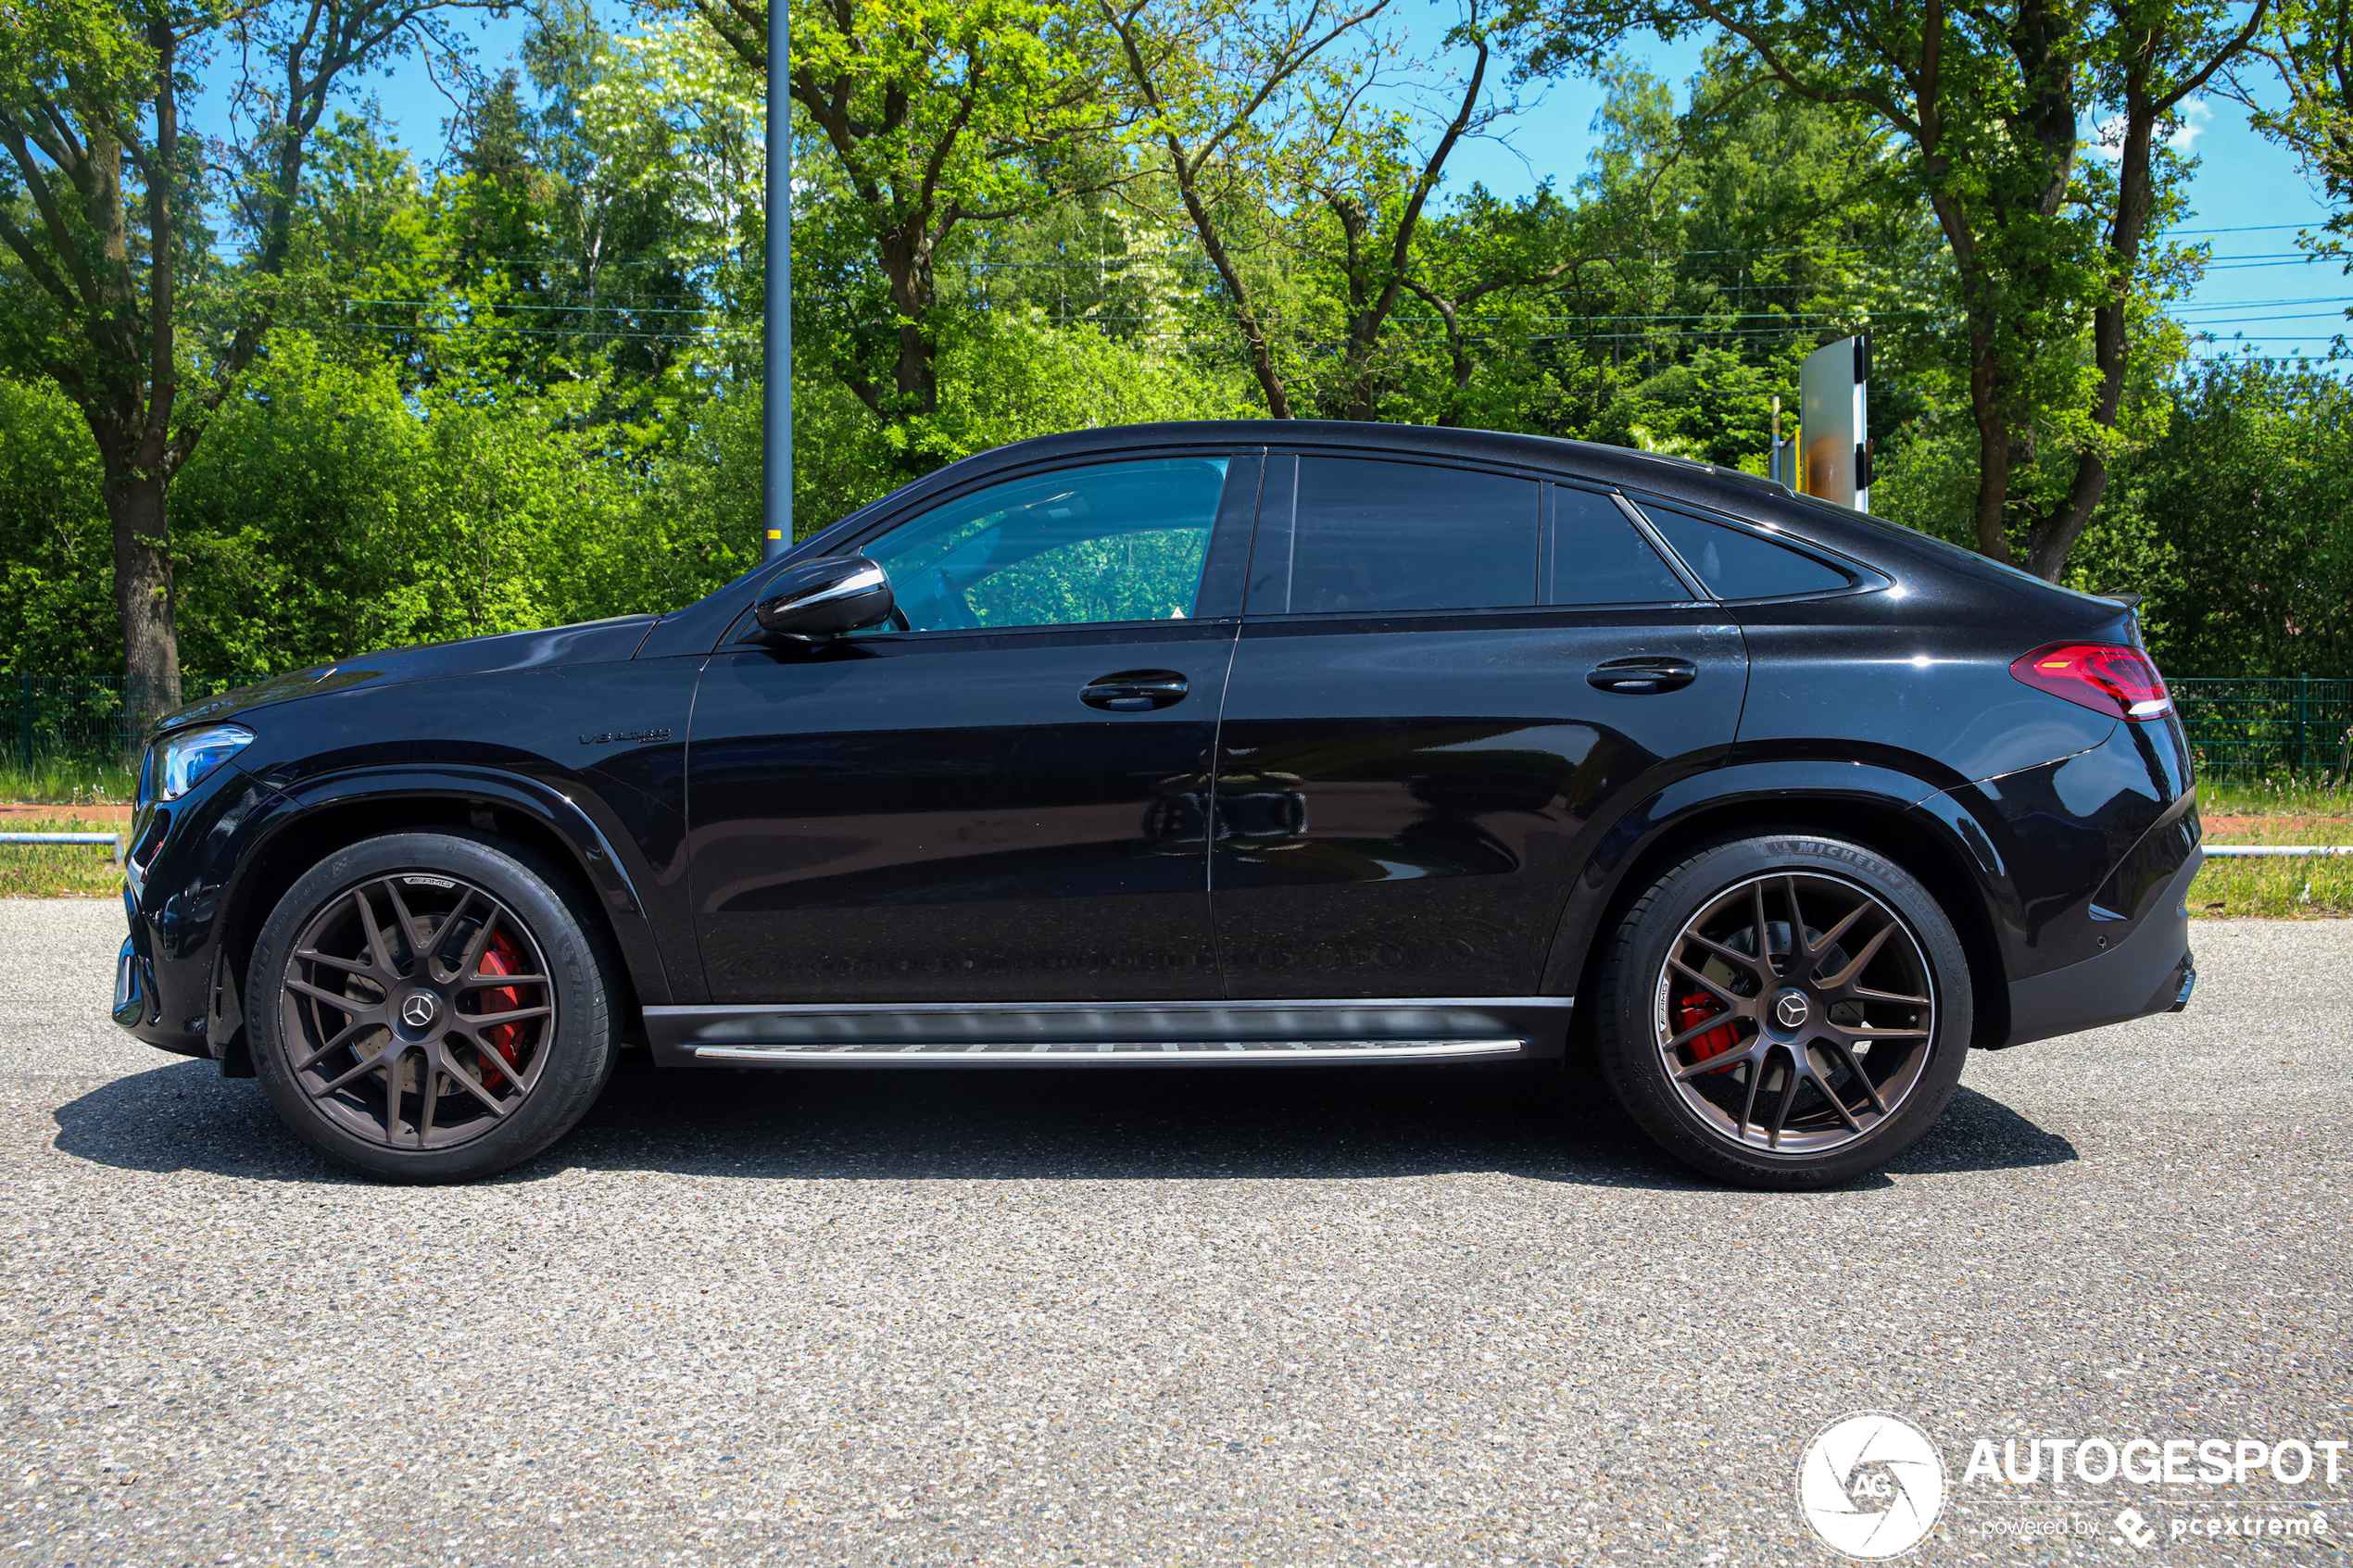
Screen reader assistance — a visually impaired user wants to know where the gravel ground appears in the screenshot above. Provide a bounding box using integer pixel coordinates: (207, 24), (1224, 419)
(2, 900), (2347, 1567)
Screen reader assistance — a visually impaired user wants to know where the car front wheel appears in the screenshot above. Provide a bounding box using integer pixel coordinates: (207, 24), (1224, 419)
(247, 830), (619, 1183)
(1592, 832), (1972, 1189)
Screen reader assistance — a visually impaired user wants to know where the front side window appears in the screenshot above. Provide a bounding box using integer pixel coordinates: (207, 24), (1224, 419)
(1287, 457), (1540, 614)
(855, 457), (1229, 633)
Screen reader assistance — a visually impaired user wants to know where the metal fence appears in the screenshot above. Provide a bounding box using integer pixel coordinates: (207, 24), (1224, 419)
(5, 670), (2351, 781)
(2171, 677), (2353, 783)
(2, 674), (187, 771)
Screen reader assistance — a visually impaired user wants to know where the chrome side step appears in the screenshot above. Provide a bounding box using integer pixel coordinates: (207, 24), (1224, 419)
(692, 1037), (1527, 1067)
(646, 996), (1572, 1068)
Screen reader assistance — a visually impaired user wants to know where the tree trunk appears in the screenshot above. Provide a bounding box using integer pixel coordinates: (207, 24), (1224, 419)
(1965, 331), (2012, 562)
(2027, 449), (2107, 580)
(837, 227), (949, 474)
(880, 229), (941, 423)
(102, 466), (182, 744)
(1176, 177), (1290, 419)
(1404, 281), (1471, 426)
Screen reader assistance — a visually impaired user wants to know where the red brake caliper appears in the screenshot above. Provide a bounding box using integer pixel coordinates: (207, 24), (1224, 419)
(1676, 990), (1741, 1072)
(475, 929), (528, 1090)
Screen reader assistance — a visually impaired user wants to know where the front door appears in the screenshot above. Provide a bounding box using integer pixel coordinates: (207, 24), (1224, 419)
(1211, 457), (1750, 998)
(687, 454), (1255, 1004)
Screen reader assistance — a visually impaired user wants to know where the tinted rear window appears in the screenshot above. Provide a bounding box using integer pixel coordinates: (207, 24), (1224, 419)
(1549, 487), (1691, 605)
(1640, 506), (1852, 599)
(1290, 458), (1539, 614)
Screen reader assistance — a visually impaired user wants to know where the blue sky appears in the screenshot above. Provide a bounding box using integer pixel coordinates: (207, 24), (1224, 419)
(214, 2), (2345, 365)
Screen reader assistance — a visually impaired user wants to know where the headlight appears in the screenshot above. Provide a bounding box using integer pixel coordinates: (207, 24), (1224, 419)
(155, 723), (255, 801)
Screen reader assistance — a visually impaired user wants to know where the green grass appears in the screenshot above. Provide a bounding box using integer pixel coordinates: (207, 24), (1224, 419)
(2197, 777), (2353, 817)
(0, 757), (136, 806)
(2188, 855), (2353, 917)
(2193, 778), (2351, 916)
(0, 816), (126, 898)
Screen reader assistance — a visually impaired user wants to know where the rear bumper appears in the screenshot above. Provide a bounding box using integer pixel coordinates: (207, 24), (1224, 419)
(2000, 849), (2200, 1048)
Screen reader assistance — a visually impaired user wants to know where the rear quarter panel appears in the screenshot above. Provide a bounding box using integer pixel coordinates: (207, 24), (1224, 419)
(1708, 498), (2195, 998)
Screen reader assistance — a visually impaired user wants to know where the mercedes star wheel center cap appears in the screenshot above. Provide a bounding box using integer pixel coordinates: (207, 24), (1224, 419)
(401, 992), (440, 1030)
(1773, 990), (1811, 1031)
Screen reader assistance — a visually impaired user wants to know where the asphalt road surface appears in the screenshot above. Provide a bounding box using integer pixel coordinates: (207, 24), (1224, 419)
(3, 901), (2347, 1567)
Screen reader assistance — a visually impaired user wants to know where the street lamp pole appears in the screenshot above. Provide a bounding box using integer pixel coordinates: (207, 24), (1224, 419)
(762, 0), (791, 560)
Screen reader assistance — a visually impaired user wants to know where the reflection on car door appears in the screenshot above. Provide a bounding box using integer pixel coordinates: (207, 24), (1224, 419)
(1211, 457), (1749, 998)
(686, 454), (1257, 1004)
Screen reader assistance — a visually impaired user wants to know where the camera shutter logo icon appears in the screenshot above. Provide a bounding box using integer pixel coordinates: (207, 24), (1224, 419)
(1795, 1412), (1945, 1558)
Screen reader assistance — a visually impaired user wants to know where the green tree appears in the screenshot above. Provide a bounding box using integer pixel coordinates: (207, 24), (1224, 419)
(0, 0), (497, 721)
(0, 374), (117, 678)
(1507, 0), (2269, 580)
(2105, 358), (2353, 678)
(1360, 51), (1936, 462)
(1290, 0), (1513, 420)
(1095, 0), (1391, 417)
(2232, 0), (2352, 271)
(675, 0), (1130, 466)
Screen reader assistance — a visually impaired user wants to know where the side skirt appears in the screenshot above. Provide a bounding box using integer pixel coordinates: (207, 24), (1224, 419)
(644, 997), (1575, 1069)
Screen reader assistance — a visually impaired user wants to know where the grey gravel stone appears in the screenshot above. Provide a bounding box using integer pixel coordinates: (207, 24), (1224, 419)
(1, 899), (2347, 1565)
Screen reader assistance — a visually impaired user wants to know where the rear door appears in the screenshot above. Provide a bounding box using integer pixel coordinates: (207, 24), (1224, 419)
(686, 453), (1257, 1005)
(1210, 455), (1748, 998)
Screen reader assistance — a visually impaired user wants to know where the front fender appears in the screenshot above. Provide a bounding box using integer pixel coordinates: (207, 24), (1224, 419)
(230, 766), (677, 1009)
(126, 760), (679, 1060)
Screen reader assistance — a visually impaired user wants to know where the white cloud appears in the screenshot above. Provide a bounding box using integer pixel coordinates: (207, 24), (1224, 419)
(2083, 99), (2211, 161)
(2170, 99), (2212, 152)
(2087, 113), (2126, 163)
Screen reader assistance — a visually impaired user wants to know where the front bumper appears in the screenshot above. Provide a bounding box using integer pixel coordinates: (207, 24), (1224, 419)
(111, 935), (151, 1031)
(114, 760), (275, 1063)
(2002, 848), (2201, 1048)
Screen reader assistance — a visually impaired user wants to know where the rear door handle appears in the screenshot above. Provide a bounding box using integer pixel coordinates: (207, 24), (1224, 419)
(1080, 669), (1189, 711)
(1587, 657), (1698, 695)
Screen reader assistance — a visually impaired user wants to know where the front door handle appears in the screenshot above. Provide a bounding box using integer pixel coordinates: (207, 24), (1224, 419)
(1587, 657), (1698, 695)
(1080, 669), (1189, 711)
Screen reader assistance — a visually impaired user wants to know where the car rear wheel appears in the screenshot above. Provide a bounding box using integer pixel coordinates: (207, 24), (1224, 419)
(248, 831), (619, 1183)
(1592, 832), (1972, 1189)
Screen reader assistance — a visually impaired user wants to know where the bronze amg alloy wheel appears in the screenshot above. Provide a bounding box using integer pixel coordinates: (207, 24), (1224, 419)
(1592, 833), (1973, 1189)
(248, 832), (620, 1183)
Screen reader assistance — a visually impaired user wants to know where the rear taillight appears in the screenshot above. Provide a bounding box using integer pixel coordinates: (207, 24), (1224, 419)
(2009, 642), (2172, 721)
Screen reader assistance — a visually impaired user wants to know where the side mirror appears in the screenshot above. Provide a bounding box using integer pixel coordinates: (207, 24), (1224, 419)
(745, 554), (896, 645)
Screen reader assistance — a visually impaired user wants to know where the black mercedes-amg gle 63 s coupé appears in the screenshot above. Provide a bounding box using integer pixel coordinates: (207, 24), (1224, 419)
(113, 421), (2199, 1186)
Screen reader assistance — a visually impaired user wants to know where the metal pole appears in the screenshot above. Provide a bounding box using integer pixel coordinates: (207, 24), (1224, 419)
(2298, 672), (2309, 776)
(762, 0), (792, 562)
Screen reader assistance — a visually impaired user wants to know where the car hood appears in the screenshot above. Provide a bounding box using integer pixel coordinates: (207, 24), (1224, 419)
(156, 614), (662, 734)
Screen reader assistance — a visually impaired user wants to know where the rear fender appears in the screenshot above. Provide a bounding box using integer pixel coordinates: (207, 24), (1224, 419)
(1538, 760), (2013, 1043)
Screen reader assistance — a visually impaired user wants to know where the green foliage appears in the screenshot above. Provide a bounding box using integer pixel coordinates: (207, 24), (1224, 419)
(0, 306), (1245, 695)
(169, 341), (440, 684)
(5, 0), (2349, 708)
(773, 310), (1259, 536)
(0, 335), (744, 693)
(0, 377), (118, 678)
(2099, 360), (2353, 679)
(166, 333), (776, 685)
(1505, 0), (2233, 577)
